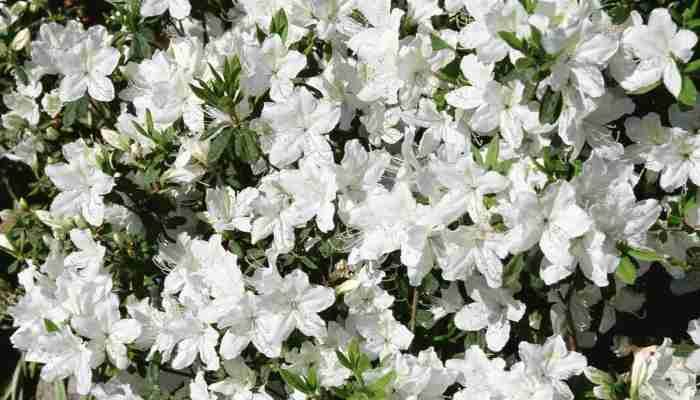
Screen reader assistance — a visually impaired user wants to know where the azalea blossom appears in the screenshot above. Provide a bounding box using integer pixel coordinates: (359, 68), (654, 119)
(619, 8), (698, 97)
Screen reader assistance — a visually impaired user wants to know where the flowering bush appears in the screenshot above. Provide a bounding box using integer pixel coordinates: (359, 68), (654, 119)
(2, 0), (700, 399)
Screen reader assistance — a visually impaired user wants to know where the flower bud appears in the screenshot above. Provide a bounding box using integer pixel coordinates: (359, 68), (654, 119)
(101, 128), (130, 151)
(10, 2), (27, 16)
(0, 234), (15, 252)
(18, 198), (29, 211)
(45, 127), (60, 141)
(335, 278), (360, 294)
(11, 28), (31, 51)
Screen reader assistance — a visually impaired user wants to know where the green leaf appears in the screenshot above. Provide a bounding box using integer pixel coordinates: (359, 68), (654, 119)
(672, 342), (697, 357)
(367, 371), (396, 395)
(209, 128), (235, 164)
(473, 147), (485, 166)
(270, 8), (289, 42)
(14, 65), (29, 85)
(679, 75), (697, 106)
(62, 97), (87, 128)
(336, 350), (353, 371)
(571, 159), (583, 177)
(539, 88), (563, 125)
(146, 352), (161, 387)
(529, 25), (544, 52)
(686, 60), (700, 74)
(627, 247), (666, 263)
(355, 353), (372, 375)
(234, 128), (261, 163)
(44, 319), (59, 332)
(145, 109), (155, 134)
(430, 33), (452, 51)
(485, 136), (500, 170)
(616, 256), (637, 285)
(684, 0), (700, 23)
(347, 339), (361, 363)
(306, 366), (319, 391)
(498, 31), (526, 52)
(280, 369), (312, 394)
(688, 18), (700, 29)
(297, 254), (319, 270)
(132, 32), (152, 60)
(502, 254), (525, 288)
(54, 380), (67, 400)
(515, 57), (535, 71)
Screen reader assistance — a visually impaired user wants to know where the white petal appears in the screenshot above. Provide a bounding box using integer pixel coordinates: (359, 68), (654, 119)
(110, 319), (142, 344)
(660, 161), (689, 191)
(454, 302), (489, 331)
(59, 74), (88, 103)
(540, 226), (575, 266)
(106, 340), (129, 370)
(90, 47), (120, 77)
(168, 0), (191, 19)
(446, 86), (485, 110)
(485, 315), (510, 351)
(663, 60), (682, 98)
(140, 0), (169, 17)
(671, 30), (698, 63)
(470, 104), (501, 133)
(88, 75), (115, 102)
(220, 329), (250, 360)
(540, 260), (575, 285)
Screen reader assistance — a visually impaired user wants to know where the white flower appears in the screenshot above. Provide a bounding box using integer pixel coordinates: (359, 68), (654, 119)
(58, 26), (120, 102)
(543, 21), (619, 100)
(260, 87), (340, 167)
(253, 34), (307, 101)
(346, 182), (417, 266)
(447, 345), (507, 400)
(2, 79), (41, 126)
(64, 229), (106, 278)
(215, 291), (287, 359)
(347, 0), (404, 104)
(540, 228), (619, 287)
(559, 89), (635, 160)
(190, 371), (216, 400)
(459, 0), (530, 64)
(445, 55), (533, 148)
(275, 157), (339, 233)
(46, 140), (115, 226)
(92, 378), (144, 400)
(513, 335), (587, 400)
(620, 8), (698, 97)
(201, 186), (259, 233)
(454, 276), (526, 351)
(397, 33), (454, 108)
(647, 128), (700, 192)
(122, 41), (204, 132)
(141, 0), (191, 20)
(502, 182), (593, 267)
(259, 269), (336, 341)
(351, 310), (414, 360)
(27, 327), (96, 395)
(429, 283), (464, 321)
(440, 200), (509, 287)
(71, 295), (142, 370)
(629, 339), (697, 400)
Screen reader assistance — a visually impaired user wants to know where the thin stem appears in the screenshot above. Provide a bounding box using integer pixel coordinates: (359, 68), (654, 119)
(410, 287), (418, 332)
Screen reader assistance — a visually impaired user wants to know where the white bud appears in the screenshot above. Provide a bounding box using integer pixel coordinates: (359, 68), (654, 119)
(10, 28), (30, 51)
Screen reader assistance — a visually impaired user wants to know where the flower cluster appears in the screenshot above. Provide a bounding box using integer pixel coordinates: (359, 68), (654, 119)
(2, 0), (700, 399)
